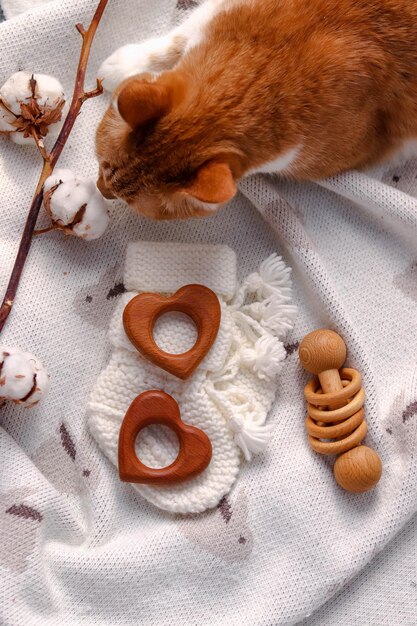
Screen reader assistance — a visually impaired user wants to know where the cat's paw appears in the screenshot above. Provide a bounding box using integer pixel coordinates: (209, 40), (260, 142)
(98, 41), (166, 92)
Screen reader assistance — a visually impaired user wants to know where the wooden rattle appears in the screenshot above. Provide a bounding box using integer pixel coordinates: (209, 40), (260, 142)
(299, 329), (382, 493)
(123, 284), (221, 380)
(118, 390), (212, 485)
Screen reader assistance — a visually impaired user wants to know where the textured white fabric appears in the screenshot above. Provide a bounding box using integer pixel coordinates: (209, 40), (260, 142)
(0, 0), (417, 624)
(1, 0), (51, 19)
(88, 242), (294, 513)
(301, 509), (417, 626)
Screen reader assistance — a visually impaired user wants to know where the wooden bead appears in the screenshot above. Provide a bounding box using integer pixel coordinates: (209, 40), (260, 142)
(333, 445), (382, 493)
(299, 329), (347, 375)
(118, 390), (212, 485)
(123, 284), (221, 380)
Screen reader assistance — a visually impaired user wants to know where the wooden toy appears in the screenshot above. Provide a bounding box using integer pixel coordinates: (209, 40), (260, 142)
(299, 329), (382, 493)
(123, 284), (221, 380)
(118, 390), (212, 485)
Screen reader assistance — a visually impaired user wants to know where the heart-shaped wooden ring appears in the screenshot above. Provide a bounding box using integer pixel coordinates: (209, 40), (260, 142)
(123, 284), (221, 379)
(118, 390), (212, 485)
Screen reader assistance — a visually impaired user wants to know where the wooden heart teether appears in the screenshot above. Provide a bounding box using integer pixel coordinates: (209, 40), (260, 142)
(123, 284), (221, 379)
(299, 329), (382, 493)
(118, 390), (212, 485)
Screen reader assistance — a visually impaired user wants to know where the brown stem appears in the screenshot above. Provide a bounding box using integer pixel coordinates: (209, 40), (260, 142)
(33, 225), (59, 236)
(0, 0), (108, 336)
(81, 78), (103, 103)
(75, 23), (87, 37)
(30, 128), (51, 162)
(0, 161), (50, 331)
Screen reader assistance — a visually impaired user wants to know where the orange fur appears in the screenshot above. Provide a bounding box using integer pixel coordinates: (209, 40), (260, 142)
(96, 0), (417, 219)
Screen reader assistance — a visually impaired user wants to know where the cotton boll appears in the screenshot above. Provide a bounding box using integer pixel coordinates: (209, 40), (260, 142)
(49, 179), (93, 225)
(44, 171), (110, 241)
(0, 71), (66, 116)
(0, 106), (15, 133)
(0, 71), (66, 145)
(21, 353), (50, 406)
(0, 351), (34, 400)
(0, 346), (49, 407)
(1, 72), (38, 115)
(30, 73), (65, 109)
(72, 191), (110, 240)
(43, 168), (76, 193)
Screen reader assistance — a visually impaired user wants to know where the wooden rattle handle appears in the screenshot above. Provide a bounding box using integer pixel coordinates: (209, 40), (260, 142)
(299, 329), (346, 408)
(299, 329), (382, 493)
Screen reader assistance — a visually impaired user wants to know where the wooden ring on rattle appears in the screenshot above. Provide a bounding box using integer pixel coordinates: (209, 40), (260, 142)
(308, 420), (368, 455)
(307, 387), (365, 423)
(304, 368), (362, 406)
(305, 408), (365, 439)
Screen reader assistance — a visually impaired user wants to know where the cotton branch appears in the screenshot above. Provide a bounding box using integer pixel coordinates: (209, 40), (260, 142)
(0, 0), (109, 335)
(30, 128), (50, 161)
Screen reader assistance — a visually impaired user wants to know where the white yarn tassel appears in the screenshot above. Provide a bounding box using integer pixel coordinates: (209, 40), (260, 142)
(245, 295), (298, 337)
(231, 253), (294, 308)
(241, 335), (286, 380)
(244, 253), (293, 299)
(205, 383), (274, 461)
(230, 253), (297, 381)
(259, 253), (293, 296)
(232, 253), (297, 341)
(203, 252), (296, 461)
(229, 414), (274, 461)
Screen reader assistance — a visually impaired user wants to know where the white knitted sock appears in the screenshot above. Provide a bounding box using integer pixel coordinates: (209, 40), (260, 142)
(88, 241), (296, 514)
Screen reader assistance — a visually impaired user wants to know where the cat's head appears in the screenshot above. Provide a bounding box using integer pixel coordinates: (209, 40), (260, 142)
(96, 72), (242, 219)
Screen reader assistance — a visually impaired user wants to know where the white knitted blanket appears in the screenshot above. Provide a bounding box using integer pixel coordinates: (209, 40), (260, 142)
(1, 1), (417, 625)
(88, 242), (295, 514)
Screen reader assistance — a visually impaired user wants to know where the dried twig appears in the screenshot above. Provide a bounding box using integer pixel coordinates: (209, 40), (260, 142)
(30, 127), (50, 162)
(0, 0), (108, 335)
(33, 225), (59, 236)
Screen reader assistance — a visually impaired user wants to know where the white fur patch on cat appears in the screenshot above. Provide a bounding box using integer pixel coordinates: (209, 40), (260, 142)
(98, 0), (226, 92)
(195, 200), (221, 212)
(247, 144), (302, 176)
(183, 0), (225, 52)
(98, 38), (173, 92)
(393, 139), (417, 162)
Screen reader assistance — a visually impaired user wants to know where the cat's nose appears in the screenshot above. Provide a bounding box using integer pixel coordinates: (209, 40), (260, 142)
(97, 174), (116, 199)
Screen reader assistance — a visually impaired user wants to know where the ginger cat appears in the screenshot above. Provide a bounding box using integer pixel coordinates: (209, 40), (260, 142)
(96, 0), (417, 219)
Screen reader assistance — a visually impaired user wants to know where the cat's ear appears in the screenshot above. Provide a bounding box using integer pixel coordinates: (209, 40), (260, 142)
(117, 79), (172, 128)
(185, 162), (237, 205)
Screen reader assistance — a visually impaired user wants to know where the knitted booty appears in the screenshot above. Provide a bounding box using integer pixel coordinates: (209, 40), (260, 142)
(88, 242), (296, 514)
